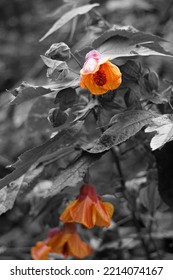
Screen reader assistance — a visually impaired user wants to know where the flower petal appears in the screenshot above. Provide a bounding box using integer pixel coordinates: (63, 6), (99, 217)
(103, 202), (114, 218)
(95, 201), (114, 227)
(47, 224), (76, 257)
(47, 231), (71, 250)
(80, 58), (100, 74)
(59, 200), (77, 223)
(31, 242), (51, 260)
(67, 232), (93, 259)
(100, 62), (122, 91)
(80, 73), (108, 95)
(85, 50), (102, 60)
(70, 197), (96, 228)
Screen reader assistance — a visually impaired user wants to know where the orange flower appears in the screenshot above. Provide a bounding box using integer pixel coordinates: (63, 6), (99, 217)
(60, 184), (114, 228)
(31, 224), (92, 260)
(47, 224), (93, 259)
(80, 50), (122, 95)
(31, 241), (52, 260)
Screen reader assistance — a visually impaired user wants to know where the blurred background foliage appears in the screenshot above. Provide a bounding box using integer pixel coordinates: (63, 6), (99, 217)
(1, 0), (173, 260)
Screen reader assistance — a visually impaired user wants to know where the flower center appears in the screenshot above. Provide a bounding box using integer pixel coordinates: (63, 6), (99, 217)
(93, 70), (107, 86)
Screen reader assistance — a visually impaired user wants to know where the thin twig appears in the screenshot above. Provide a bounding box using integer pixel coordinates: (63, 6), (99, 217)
(70, 52), (82, 68)
(110, 145), (152, 259)
(69, 67), (80, 75)
(132, 212), (151, 259)
(110, 147), (126, 192)
(148, 220), (163, 259)
(92, 105), (152, 259)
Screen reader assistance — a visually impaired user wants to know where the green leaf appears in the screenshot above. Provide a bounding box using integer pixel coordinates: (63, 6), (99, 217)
(54, 87), (77, 110)
(43, 154), (99, 198)
(9, 82), (52, 105)
(0, 177), (22, 215)
(40, 3), (99, 41)
(120, 60), (143, 81)
(78, 25), (173, 59)
(73, 97), (99, 122)
(153, 212), (173, 238)
(30, 192), (65, 220)
(48, 108), (68, 128)
(41, 55), (67, 69)
(43, 55), (79, 91)
(26, 96), (55, 135)
(145, 114), (173, 150)
(0, 125), (83, 190)
(154, 141), (173, 208)
(106, 0), (153, 11)
(41, 56), (69, 81)
(0, 166), (43, 215)
(47, 3), (73, 19)
(64, 0), (91, 4)
(84, 110), (156, 153)
(53, 78), (80, 92)
(47, 0), (91, 19)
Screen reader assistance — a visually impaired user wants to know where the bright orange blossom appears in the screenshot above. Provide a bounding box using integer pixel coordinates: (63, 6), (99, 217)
(31, 224), (93, 260)
(60, 184), (114, 228)
(80, 50), (122, 95)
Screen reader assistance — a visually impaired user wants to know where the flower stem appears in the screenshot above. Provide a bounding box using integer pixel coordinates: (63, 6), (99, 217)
(70, 52), (82, 68)
(69, 67), (80, 75)
(93, 107), (153, 259)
